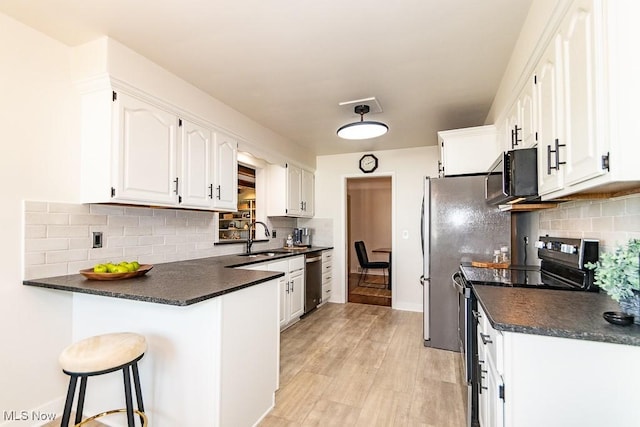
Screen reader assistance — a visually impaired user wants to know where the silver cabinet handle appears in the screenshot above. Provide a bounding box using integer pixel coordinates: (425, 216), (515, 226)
(208, 184), (213, 199)
(216, 185), (221, 200)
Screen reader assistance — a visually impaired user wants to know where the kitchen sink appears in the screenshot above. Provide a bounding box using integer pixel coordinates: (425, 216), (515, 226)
(237, 250), (289, 257)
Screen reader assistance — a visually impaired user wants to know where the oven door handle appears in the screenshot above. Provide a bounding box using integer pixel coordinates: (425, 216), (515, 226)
(451, 271), (470, 297)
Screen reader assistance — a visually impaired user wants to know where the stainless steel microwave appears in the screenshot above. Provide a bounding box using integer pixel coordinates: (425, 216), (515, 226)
(485, 148), (538, 205)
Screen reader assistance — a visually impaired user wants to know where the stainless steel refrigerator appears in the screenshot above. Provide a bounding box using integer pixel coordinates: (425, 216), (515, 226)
(420, 175), (510, 351)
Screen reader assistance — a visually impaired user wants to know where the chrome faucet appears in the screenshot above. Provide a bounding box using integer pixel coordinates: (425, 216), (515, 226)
(246, 221), (270, 254)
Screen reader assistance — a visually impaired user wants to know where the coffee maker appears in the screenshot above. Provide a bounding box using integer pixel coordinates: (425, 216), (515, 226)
(293, 228), (311, 247)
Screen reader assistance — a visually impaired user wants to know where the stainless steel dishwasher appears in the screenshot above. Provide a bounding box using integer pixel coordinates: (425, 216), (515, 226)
(304, 251), (323, 314)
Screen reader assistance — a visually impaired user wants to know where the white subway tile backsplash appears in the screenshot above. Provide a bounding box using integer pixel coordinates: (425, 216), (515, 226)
(50, 203), (90, 214)
(107, 236), (140, 248)
(138, 235), (165, 246)
(25, 225), (46, 239)
(124, 226), (152, 236)
(24, 201), (48, 212)
(25, 252), (45, 266)
(109, 215), (140, 227)
(25, 263), (68, 280)
(539, 194), (640, 253)
(125, 206), (155, 217)
(88, 247), (125, 260)
(70, 214), (108, 225)
(139, 216), (165, 227)
(25, 238), (69, 252)
(69, 238), (92, 250)
(602, 198), (627, 217)
(90, 204), (126, 216)
(26, 212), (69, 225)
(48, 225), (89, 238)
(47, 249), (89, 264)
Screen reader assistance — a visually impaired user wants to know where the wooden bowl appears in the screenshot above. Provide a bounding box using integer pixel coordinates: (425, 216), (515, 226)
(79, 264), (153, 281)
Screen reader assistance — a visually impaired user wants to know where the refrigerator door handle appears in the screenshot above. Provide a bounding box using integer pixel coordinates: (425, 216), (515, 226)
(422, 276), (430, 342)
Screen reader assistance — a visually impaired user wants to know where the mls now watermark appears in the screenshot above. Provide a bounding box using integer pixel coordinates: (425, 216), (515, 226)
(3, 410), (56, 422)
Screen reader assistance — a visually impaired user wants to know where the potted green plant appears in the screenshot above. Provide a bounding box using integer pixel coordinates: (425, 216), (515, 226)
(586, 238), (640, 323)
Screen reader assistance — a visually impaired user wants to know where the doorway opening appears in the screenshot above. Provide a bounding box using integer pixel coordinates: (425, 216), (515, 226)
(346, 176), (392, 307)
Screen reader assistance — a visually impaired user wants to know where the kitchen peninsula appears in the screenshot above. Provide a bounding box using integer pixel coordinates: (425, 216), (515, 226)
(23, 250), (325, 427)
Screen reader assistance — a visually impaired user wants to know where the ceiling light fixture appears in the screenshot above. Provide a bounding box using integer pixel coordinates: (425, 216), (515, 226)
(337, 104), (389, 140)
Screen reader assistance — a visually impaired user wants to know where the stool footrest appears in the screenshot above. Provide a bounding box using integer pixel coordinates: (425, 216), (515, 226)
(75, 408), (147, 426)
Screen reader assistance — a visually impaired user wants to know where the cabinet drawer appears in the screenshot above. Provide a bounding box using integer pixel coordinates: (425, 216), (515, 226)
(322, 272), (332, 286)
(322, 284), (332, 300)
(288, 256), (304, 271)
(322, 251), (333, 262)
(477, 305), (503, 373)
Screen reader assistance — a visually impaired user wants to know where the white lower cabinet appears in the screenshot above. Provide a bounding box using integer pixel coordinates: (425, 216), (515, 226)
(477, 305), (504, 427)
(268, 257), (305, 330)
(239, 256), (305, 330)
(477, 303), (640, 427)
(320, 250), (333, 305)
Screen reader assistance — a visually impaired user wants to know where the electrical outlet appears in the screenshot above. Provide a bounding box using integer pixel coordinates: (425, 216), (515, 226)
(92, 232), (103, 249)
(272, 230), (277, 238)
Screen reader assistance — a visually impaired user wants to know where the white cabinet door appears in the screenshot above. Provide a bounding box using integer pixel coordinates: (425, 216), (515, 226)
(179, 119), (212, 208)
(437, 125), (499, 176)
(278, 276), (288, 329)
(301, 169), (314, 216)
(519, 76), (537, 149)
(505, 74), (536, 151)
(536, 34), (564, 195)
(212, 131), (238, 211)
(560, 0), (605, 186)
(286, 164), (303, 216)
(288, 269), (305, 320)
(113, 92), (179, 205)
(504, 104), (520, 151)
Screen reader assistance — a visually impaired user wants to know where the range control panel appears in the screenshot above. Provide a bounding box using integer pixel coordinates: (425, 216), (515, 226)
(535, 236), (599, 269)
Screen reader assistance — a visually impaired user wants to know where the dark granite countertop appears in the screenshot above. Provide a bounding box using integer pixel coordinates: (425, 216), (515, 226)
(473, 284), (640, 346)
(23, 246), (332, 306)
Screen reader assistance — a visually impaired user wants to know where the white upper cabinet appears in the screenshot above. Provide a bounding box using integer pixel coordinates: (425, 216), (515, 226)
(112, 91), (179, 205)
(536, 34), (564, 196)
(559, 0), (602, 187)
(212, 131), (238, 211)
(503, 73), (536, 151)
(79, 82), (238, 211)
(522, 0), (640, 199)
(286, 164), (303, 216)
(267, 163), (314, 218)
(437, 125), (500, 176)
(179, 119), (212, 209)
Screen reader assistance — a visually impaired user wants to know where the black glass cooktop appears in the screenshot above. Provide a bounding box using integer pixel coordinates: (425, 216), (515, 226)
(460, 264), (587, 291)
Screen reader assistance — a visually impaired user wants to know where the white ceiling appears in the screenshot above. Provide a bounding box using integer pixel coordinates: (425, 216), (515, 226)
(0, 0), (532, 156)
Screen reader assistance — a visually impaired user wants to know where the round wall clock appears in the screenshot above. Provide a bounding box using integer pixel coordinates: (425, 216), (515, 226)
(359, 154), (379, 173)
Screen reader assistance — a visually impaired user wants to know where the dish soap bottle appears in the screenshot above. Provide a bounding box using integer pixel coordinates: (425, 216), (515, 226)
(286, 234), (293, 248)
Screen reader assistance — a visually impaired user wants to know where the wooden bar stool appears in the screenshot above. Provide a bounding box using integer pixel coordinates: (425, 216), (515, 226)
(58, 332), (148, 426)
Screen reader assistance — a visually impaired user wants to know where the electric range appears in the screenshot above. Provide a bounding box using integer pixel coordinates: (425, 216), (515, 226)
(460, 236), (600, 291)
(457, 236), (599, 427)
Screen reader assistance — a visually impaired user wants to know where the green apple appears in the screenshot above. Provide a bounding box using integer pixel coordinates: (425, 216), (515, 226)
(114, 265), (129, 273)
(131, 261), (140, 271)
(93, 264), (107, 273)
(106, 263), (118, 273)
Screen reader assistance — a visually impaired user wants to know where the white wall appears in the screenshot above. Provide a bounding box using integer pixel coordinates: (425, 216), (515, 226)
(73, 37), (315, 170)
(0, 12), (317, 422)
(315, 147), (437, 312)
(0, 13), (78, 419)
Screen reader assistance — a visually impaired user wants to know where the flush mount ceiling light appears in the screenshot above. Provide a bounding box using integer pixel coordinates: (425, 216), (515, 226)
(337, 104), (389, 140)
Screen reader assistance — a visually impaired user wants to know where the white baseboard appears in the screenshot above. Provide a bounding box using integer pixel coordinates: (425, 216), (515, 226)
(392, 301), (422, 312)
(0, 396), (63, 427)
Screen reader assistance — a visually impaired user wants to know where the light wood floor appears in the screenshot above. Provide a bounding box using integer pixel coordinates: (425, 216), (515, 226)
(260, 302), (467, 427)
